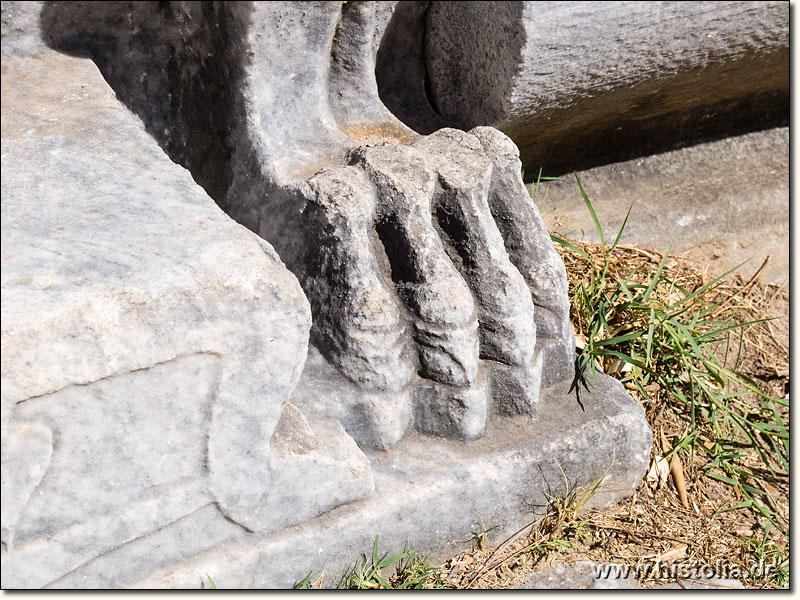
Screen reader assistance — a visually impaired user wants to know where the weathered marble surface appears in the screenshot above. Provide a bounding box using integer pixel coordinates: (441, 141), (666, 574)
(0, 2), (663, 588)
(416, 1), (789, 173)
(1, 49), (372, 588)
(33, 2), (576, 446)
(124, 372), (651, 589)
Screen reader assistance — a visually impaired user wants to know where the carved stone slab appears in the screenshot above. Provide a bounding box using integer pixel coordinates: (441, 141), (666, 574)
(1, 49), (371, 588)
(1, 2), (657, 589)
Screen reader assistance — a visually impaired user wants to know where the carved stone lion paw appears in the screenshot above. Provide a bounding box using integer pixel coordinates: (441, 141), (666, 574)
(32, 3), (579, 536)
(37, 0), (575, 450)
(285, 127), (574, 447)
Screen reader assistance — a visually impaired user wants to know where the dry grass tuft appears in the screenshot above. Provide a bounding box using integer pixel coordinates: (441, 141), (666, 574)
(435, 235), (788, 589)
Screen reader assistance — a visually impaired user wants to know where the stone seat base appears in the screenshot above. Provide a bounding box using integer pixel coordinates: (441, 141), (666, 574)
(112, 368), (650, 589)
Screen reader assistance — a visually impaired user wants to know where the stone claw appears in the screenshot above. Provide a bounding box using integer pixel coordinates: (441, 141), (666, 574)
(469, 126), (576, 386)
(37, 1), (577, 447)
(301, 166), (416, 392)
(293, 126), (576, 438)
(356, 144), (480, 387)
(413, 129), (537, 369)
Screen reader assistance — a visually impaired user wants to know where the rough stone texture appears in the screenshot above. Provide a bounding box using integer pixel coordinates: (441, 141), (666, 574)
(470, 126), (574, 386)
(122, 373), (651, 589)
(287, 123), (578, 443)
(512, 561), (746, 590)
(34, 1), (577, 446)
(1, 49), (374, 588)
(532, 127), (790, 286)
(0, 0), (46, 57)
(2, 2), (655, 589)
(413, 1), (789, 174)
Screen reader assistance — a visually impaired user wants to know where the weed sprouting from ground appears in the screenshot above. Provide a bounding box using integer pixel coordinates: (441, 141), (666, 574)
(294, 570), (325, 589)
(337, 536), (453, 589)
(442, 468), (610, 588)
(471, 525), (500, 553)
(740, 524), (789, 588)
(531, 173), (788, 588)
(541, 174), (788, 539)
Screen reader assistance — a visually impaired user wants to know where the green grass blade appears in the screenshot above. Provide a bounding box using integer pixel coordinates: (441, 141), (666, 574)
(739, 483), (768, 497)
(641, 237), (674, 302)
(694, 318), (774, 342)
(666, 260), (751, 315)
(371, 536), (381, 567)
(610, 202), (634, 252)
(574, 173), (606, 253)
(378, 553), (407, 569)
(595, 349), (648, 370)
(551, 234), (591, 261)
(749, 421), (789, 437)
(593, 330), (645, 346)
(706, 471), (739, 486)
(645, 308), (656, 368)
(714, 499), (755, 514)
